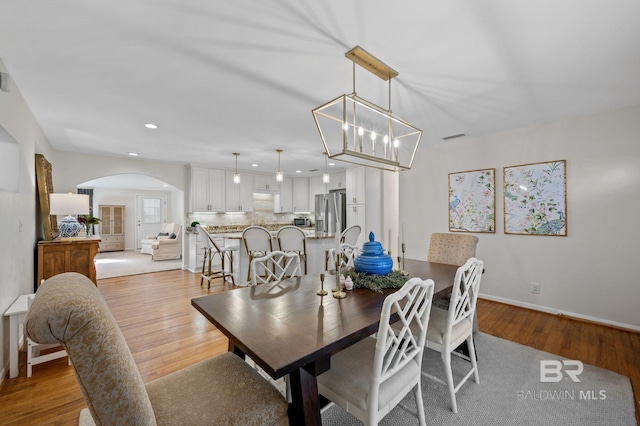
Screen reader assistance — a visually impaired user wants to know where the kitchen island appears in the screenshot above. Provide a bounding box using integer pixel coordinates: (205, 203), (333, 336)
(210, 228), (339, 285)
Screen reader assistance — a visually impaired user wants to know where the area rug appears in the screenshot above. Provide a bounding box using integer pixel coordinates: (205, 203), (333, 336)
(95, 250), (182, 279)
(321, 333), (636, 426)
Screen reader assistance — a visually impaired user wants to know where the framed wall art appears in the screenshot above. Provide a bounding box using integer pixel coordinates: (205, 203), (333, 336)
(449, 168), (495, 233)
(503, 160), (566, 236)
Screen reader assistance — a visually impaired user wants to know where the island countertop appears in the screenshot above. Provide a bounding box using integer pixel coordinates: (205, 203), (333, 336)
(210, 229), (337, 240)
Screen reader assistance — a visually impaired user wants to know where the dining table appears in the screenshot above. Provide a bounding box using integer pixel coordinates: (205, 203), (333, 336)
(191, 259), (460, 425)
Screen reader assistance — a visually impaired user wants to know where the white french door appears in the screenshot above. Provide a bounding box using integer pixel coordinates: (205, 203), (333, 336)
(135, 195), (167, 249)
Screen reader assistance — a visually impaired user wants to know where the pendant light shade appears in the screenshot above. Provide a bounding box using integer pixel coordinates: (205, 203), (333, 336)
(323, 152), (330, 184)
(233, 152), (240, 184)
(276, 149), (284, 183)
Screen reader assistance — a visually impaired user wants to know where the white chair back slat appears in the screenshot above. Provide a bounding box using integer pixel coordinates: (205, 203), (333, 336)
(250, 251), (301, 286)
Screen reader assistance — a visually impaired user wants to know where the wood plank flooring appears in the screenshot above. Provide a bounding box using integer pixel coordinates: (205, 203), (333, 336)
(1, 270), (638, 425)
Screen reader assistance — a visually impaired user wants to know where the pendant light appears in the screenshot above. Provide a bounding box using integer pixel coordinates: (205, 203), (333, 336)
(312, 45), (422, 172)
(233, 152), (240, 184)
(275, 149), (284, 183)
(323, 151), (330, 184)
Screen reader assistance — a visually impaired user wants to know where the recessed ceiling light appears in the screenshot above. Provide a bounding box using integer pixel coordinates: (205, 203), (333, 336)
(144, 123), (158, 129)
(251, 164), (258, 167)
(329, 162), (335, 166)
(128, 152), (139, 156)
(295, 170), (302, 173)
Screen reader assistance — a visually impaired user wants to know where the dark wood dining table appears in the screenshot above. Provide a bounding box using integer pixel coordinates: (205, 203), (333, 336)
(191, 259), (459, 426)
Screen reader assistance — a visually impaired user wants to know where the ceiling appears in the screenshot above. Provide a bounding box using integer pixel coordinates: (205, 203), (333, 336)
(1, 1), (639, 179)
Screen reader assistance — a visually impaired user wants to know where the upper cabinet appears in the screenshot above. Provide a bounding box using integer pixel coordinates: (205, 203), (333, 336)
(346, 167), (366, 205)
(225, 171), (253, 212)
(274, 177), (293, 213)
(190, 167), (225, 212)
(254, 174), (279, 193)
(329, 171), (346, 191)
(292, 177), (310, 213)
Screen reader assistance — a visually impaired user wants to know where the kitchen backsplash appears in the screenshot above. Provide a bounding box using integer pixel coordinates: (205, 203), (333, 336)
(187, 193), (313, 229)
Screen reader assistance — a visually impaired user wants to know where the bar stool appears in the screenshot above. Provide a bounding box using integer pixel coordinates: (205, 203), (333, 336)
(196, 225), (238, 288)
(325, 225), (361, 270)
(242, 226), (273, 283)
(276, 226), (308, 274)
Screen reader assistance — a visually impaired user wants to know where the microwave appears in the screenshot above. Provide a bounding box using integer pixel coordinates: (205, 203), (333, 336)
(293, 217), (310, 227)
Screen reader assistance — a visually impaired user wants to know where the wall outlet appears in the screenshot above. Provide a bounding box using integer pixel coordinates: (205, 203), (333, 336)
(531, 282), (540, 294)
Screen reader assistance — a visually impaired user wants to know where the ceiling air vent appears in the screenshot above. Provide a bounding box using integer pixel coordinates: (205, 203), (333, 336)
(442, 133), (466, 141)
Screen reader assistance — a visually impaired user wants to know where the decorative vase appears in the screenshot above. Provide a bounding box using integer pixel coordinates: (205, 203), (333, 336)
(353, 232), (393, 275)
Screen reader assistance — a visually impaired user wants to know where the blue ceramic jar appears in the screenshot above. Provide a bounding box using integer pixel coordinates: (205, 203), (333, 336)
(354, 232), (393, 275)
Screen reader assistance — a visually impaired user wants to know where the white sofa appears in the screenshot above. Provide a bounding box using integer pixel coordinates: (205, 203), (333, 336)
(140, 223), (182, 261)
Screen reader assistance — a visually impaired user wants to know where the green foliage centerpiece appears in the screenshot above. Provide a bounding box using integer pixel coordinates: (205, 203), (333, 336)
(343, 268), (408, 293)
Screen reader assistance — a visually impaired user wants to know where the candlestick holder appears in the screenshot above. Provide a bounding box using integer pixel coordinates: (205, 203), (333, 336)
(399, 244), (409, 276)
(317, 272), (328, 296)
(332, 259), (346, 299)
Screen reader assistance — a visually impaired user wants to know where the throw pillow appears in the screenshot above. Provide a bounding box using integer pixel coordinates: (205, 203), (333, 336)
(169, 233), (177, 239)
(157, 232), (169, 238)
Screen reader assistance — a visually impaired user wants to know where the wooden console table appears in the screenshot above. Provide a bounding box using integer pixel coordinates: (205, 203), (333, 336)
(36, 236), (101, 288)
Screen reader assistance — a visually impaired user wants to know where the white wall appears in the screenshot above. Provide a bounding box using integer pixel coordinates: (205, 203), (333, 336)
(51, 151), (187, 193)
(401, 105), (640, 329)
(0, 58), (56, 380)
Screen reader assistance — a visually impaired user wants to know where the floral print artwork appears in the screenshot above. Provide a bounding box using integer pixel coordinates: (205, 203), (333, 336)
(449, 169), (495, 233)
(503, 160), (566, 236)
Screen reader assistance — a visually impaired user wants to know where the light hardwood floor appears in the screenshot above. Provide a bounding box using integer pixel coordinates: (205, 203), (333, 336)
(1, 269), (639, 425)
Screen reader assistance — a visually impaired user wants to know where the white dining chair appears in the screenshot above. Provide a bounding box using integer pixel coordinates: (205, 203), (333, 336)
(250, 251), (301, 286)
(427, 232), (480, 332)
(317, 277), (435, 425)
(423, 257), (484, 413)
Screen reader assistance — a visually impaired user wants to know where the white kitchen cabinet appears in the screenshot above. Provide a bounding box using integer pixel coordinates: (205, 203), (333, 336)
(254, 174), (279, 192)
(274, 177), (293, 213)
(186, 232), (222, 273)
(346, 203), (366, 248)
(346, 167), (366, 205)
(292, 177), (310, 212)
(225, 171), (253, 212)
(190, 167), (225, 212)
(329, 171), (346, 191)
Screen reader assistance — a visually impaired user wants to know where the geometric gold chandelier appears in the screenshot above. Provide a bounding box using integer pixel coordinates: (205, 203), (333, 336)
(312, 46), (422, 172)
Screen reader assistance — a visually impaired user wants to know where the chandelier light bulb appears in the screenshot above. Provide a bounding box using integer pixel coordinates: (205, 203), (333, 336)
(383, 135), (389, 144)
(233, 173), (240, 184)
(371, 131), (376, 141)
(343, 122), (349, 131)
(358, 127), (364, 136)
(323, 173), (330, 183)
(393, 139), (399, 148)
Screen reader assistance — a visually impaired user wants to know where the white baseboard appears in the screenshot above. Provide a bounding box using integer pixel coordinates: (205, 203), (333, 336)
(478, 293), (640, 333)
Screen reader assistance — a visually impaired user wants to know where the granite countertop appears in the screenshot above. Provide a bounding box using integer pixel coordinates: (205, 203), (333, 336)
(208, 228), (336, 240)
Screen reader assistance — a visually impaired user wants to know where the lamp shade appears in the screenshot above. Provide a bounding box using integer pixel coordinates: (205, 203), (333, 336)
(49, 193), (90, 238)
(49, 193), (90, 215)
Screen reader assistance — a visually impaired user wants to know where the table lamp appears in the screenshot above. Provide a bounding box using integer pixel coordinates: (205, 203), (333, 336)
(49, 193), (90, 238)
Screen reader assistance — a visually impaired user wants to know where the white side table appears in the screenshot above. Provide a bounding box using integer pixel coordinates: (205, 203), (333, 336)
(3, 294), (34, 378)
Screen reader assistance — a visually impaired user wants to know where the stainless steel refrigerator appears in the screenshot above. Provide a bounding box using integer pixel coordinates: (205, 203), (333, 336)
(314, 190), (346, 234)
